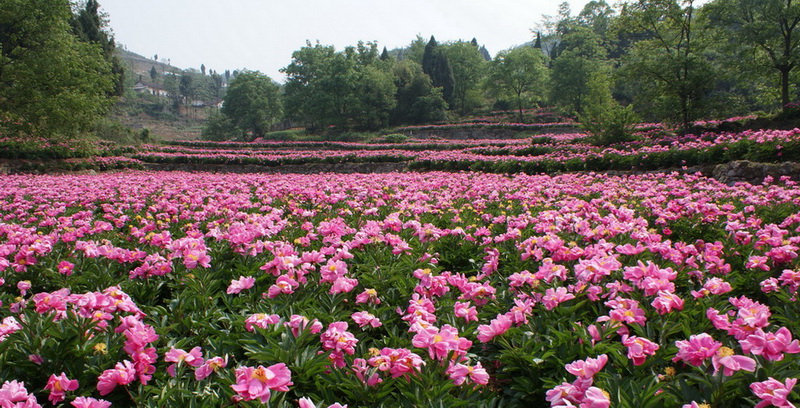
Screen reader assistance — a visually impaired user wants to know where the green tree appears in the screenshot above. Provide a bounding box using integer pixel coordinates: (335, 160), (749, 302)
(441, 41), (487, 114)
(391, 60), (447, 125)
(618, 0), (715, 131)
(421, 36), (456, 107)
(282, 41), (397, 130)
(220, 71), (282, 140)
(150, 65), (157, 82)
(705, 0), (800, 108)
(0, 0), (114, 140)
(550, 27), (613, 115)
(487, 47), (549, 121)
(70, 0), (124, 96)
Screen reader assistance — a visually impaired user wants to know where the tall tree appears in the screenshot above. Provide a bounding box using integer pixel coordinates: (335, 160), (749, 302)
(1, 0), (114, 139)
(150, 65), (157, 82)
(391, 60), (447, 125)
(550, 27), (612, 114)
(487, 47), (549, 121)
(200, 63), (206, 75)
(70, 0), (124, 96)
(618, 0), (715, 131)
(441, 41), (487, 114)
(421, 36), (455, 107)
(282, 41), (397, 130)
(220, 71), (282, 140)
(705, 0), (800, 108)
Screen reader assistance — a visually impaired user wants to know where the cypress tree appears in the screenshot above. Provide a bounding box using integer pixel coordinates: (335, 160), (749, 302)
(433, 52), (455, 108)
(534, 32), (542, 49)
(422, 36), (438, 77)
(150, 65), (157, 82)
(380, 46), (390, 61)
(71, 0), (125, 96)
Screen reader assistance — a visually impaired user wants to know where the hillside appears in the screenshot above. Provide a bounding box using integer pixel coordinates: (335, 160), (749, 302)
(116, 47), (182, 80)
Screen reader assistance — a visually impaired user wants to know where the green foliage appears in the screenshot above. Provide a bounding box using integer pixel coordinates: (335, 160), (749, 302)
(550, 28), (613, 115)
(440, 41), (487, 114)
(617, 0), (716, 131)
(0, 0), (115, 140)
(391, 60), (448, 125)
(70, 0), (125, 97)
(487, 47), (549, 121)
(283, 41), (397, 131)
(579, 103), (641, 146)
(220, 71), (282, 140)
(202, 112), (243, 141)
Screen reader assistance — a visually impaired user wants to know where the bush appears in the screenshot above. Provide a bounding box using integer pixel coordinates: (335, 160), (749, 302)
(579, 103), (640, 146)
(202, 112), (243, 141)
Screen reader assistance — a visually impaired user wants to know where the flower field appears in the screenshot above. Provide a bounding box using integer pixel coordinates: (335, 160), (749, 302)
(128, 128), (800, 176)
(1, 170), (799, 407)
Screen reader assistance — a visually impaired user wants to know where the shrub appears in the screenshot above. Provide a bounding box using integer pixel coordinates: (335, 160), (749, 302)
(580, 104), (640, 146)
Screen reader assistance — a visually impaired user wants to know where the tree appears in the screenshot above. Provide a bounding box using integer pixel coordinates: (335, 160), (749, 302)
(220, 71), (282, 140)
(0, 0), (114, 140)
(705, 0), (800, 108)
(70, 0), (124, 96)
(441, 41), (487, 114)
(282, 41), (397, 130)
(200, 63), (206, 75)
(618, 0), (716, 131)
(150, 65), (158, 82)
(550, 27), (613, 114)
(421, 37), (455, 107)
(380, 47), (390, 61)
(487, 47), (549, 121)
(391, 60), (447, 125)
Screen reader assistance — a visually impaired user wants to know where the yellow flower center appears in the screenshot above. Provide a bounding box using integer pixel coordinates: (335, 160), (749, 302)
(717, 347), (735, 357)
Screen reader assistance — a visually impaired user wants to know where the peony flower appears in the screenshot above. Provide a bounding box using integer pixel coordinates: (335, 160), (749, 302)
(165, 346), (204, 377)
(476, 314), (512, 343)
(673, 333), (721, 367)
(565, 354), (608, 379)
(751, 377), (797, 408)
(230, 363), (293, 403)
(71, 397), (112, 408)
(45, 372), (78, 405)
(97, 360), (137, 396)
(226, 276), (255, 294)
(711, 346), (756, 376)
(195, 355), (228, 381)
(622, 335), (659, 366)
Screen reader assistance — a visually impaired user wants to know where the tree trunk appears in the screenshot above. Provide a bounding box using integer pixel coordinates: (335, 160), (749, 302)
(780, 67), (790, 108)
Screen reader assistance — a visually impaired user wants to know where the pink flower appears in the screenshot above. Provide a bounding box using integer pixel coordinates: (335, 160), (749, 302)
(57, 261), (75, 276)
(651, 291), (684, 315)
(0, 380), (41, 408)
(97, 360), (137, 395)
(476, 314), (512, 343)
(230, 363), (293, 403)
(621, 335), (659, 366)
(267, 274), (299, 298)
(195, 356), (228, 381)
(284, 314), (323, 337)
(227, 276), (255, 294)
(447, 362), (489, 385)
(351, 311), (382, 329)
(751, 377), (797, 408)
(71, 397), (112, 408)
(740, 327), (800, 361)
(542, 286), (575, 310)
(367, 347), (425, 378)
(673, 333), (721, 367)
(581, 386), (611, 408)
(565, 354), (608, 379)
(454, 301), (478, 322)
(245, 313), (281, 331)
(298, 397), (316, 408)
(165, 346), (204, 377)
(45, 372), (78, 404)
(355, 288), (381, 305)
(411, 324), (471, 361)
(711, 346), (756, 376)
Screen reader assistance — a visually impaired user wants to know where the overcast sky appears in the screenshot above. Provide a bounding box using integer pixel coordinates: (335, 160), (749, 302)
(101, 0), (591, 82)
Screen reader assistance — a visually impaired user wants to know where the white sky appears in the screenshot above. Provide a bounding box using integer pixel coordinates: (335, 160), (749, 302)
(101, 0), (591, 82)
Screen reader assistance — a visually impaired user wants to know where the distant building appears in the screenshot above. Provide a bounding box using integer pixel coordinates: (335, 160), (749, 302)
(133, 80), (169, 97)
